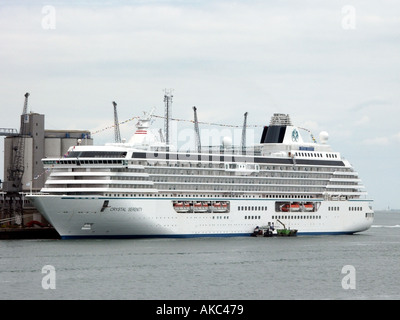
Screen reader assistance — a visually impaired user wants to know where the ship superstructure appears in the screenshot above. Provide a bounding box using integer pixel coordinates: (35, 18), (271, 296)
(28, 112), (374, 238)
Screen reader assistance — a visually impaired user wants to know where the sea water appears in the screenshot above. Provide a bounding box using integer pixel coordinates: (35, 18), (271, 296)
(0, 210), (399, 300)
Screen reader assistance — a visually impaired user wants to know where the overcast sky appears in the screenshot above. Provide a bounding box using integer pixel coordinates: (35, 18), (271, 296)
(1, 0), (399, 209)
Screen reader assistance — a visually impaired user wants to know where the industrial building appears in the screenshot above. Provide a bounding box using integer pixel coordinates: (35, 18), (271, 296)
(1, 94), (93, 226)
(3, 113), (92, 193)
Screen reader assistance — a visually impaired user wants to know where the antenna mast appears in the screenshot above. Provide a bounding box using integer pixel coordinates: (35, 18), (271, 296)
(193, 106), (201, 153)
(112, 101), (121, 143)
(241, 112), (248, 153)
(164, 89), (173, 147)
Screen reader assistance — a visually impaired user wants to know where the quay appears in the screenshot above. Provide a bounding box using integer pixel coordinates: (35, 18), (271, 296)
(0, 226), (60, 240)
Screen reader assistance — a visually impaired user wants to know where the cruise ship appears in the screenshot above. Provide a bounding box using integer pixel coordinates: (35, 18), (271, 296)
(27, 112), (374, 239)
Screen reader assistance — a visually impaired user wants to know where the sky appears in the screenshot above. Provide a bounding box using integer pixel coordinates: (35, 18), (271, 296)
(0, 0), (399, 210)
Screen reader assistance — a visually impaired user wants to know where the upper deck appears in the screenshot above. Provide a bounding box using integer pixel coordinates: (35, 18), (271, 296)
(38, 112), (367, 200)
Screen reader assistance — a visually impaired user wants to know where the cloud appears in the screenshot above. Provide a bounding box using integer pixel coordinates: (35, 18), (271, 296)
(353, 99), (391, 112)
(362, 132), (400, 146)
(393, 132), (400, 143)
(362, 136), (390, 146)
(355, 115), (370, 126)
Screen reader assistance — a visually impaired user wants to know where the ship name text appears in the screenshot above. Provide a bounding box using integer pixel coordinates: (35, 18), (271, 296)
(109, 207), (142, 212)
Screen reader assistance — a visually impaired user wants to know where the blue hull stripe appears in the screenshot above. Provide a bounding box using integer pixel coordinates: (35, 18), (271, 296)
(61, 231), (356, 240)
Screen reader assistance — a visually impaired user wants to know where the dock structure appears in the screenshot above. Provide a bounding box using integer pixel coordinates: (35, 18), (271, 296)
(0, 128), (18, 137)
(1, 94), (93, 234)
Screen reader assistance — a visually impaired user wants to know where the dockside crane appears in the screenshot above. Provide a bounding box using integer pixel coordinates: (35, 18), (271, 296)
(3, 92), (30, 225)
(112, 101), (122, 143)
(7, 92), (30, 192)
(193, 106), (201, 153)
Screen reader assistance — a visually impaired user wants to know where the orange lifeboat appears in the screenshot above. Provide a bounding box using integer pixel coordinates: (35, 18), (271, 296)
(303, 202), (314, 212)
(212, 202), (228, 213)
(193, 202), (209, 212)
(173, 202), (190, 213)
(280, 203), (300, 212)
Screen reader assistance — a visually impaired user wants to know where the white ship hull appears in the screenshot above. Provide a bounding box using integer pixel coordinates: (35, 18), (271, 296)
(27, 111), (374, 239)
(30, 195), (373, 239)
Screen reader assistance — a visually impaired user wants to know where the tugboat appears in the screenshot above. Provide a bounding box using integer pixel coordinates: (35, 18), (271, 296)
(251, 223), (275, 237)
(251, 220), (297, 238)
(275, 219), (297, 237)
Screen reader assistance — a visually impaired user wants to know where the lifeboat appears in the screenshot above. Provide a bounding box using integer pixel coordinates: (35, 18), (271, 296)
(193, 202), (209, 213)
(173, 202), (190, 213)
(280, 203), (300, 212)
(212, 201), (228, 213)
(303, 202), (314, 212)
